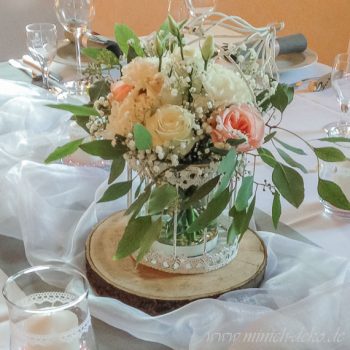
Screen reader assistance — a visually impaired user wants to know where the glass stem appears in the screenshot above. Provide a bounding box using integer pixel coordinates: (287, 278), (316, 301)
(74, 29), (83, 80)
(42, 63), (49, 89)
(340, 105), (349, 124)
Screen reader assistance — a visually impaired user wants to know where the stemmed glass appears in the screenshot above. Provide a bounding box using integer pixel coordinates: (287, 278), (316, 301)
(324, 53), (350, 137)
(26, 23), (57, 91)
(55, 0), (95, 95)
(168, 0), (191, 22)
(187, 0), (217, 18)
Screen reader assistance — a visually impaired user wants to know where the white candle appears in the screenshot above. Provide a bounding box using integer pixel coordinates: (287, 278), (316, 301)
(24, 310), (80, 350)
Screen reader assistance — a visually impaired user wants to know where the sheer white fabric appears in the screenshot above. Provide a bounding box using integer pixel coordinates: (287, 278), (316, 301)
(0, 80), (350, 349)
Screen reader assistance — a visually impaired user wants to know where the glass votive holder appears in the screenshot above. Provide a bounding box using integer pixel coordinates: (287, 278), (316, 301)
(2, 265), (97, 350)
(319, 159), (350, 218)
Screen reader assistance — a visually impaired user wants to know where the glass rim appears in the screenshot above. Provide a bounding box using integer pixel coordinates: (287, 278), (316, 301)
(2, 265), (89, 313)
(334, 53), (350, 62)
(25, 23), (57, 32)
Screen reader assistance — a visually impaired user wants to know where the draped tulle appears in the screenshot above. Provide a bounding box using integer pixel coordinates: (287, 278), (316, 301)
(0, 80), (349, 349)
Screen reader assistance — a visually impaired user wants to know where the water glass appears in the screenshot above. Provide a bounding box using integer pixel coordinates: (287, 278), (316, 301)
(187, 0), (217, 18)
(55, 0), (95, 95)
(2, 265), (97, 350)
(324, 53), (350, 137)
(26, 23), (57, 90)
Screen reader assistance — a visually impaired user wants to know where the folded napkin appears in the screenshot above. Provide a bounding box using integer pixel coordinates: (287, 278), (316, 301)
(276, 33), (308, 56)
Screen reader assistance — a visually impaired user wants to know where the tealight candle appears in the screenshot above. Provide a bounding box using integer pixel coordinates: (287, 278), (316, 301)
(25, 310), (80, 350)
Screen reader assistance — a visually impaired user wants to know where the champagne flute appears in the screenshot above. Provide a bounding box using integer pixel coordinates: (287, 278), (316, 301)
(55, 0), (95, 95)
(187, 0), (217, 18)
(324, 53), (350, 137)
(26, 23), (57, 90)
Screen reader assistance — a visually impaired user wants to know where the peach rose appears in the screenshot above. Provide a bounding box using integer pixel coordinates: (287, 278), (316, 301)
(111, 81), (133, 102)
(209, 104), (265, 152)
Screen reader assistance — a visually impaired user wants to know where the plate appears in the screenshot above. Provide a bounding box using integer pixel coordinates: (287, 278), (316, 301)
(276, 49), (318, 73)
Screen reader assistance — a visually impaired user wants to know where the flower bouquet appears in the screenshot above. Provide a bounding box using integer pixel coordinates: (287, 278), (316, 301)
(46, 14), (350, 274)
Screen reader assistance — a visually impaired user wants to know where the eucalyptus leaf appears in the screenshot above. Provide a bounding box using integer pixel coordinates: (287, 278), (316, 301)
(272, 192), (281, 229)
(217, 149), (237, 195)
(276, 147), (307, 173)
(148, 184), (177, 215)
(114, 216), (151, 259)
(89, 80), (111, 103)
(125, 185), (152, 217)
(108, 158), (126, 184)
(274, 138), (306, 155)
(313, 147), (346, 162)
(187, 187), (231, 233)
(210, 147), (228, 156)
(44, 138), (84, 164)
(227, 138), (246, 146)
(257, 147), (277, 167)
(264, 131), (277, 144)
(134, 178), (145, 199)
(98, 181), (132, 203)
(272, 163), (304, 208)
(71, 115), (89, 133)
(114, 23), (144, 57)
(133, 123), (152, 150)
(46, 103), (99, 116)
(318, 137), (350, 143)
(318, 178), (350, 210)
(80, 140), (127, 159)
(235, 176), (254, 211)
(136, 217), (163, 262)
(183, 175), (221, 209)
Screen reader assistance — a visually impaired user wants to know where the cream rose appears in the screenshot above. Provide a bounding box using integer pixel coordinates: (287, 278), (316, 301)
(203, 64), (253, 108)
(145, 105), (195, 148)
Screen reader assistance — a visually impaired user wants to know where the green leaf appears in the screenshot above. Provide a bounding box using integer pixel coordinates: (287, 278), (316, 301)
(270, 84), (294, 113)
(134, 178), (145, 199)
(210, 147), (228, 156)
(80, 140), (127, 159)
(183, 175), (221, 209)
(148, 184), (177, 215)
(88, 80), (111, 103)
(71, 115), (89, 133)
(264, 131), (277, 144)
(81, 47), (102, 60)
(114, 216), (151, 259)
(46, 103), (99, 116)
(272, 163), (304, 208)
(127, 44), (138, 63)
(318, 178), (350, 210)
(228, 196), (256, 243)
(217, 149), (237, 195)
(125, 185), (152, 217)
(227, 138), (246, 147)
(98, 181), (132, 203)
(136, 217), (163, 262)
(274, 138), (307, 155)
(44, 138), (84, 163)
(114, 23), (144, 57)
(235, 176), (254, 211)
(257, 147), (277, 167)
(108, 157), (125, 184)
(276, 147), (307, 173)
(272, 192), (281, 229)
(133, 124), (152, 150)
(187, 187), (231, 233)
(313, 147), (346, 162)
(318, 137), (350, 143)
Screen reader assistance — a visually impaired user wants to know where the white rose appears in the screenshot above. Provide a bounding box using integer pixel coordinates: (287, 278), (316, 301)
(203, 64), (253, 107)
(145, 105), (195, 150)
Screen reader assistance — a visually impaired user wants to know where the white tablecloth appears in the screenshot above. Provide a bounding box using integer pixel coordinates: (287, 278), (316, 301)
(1, 63), (350, 349)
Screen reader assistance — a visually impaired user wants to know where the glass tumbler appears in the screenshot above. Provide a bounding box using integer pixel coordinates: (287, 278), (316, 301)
(2, 265), (97, 350)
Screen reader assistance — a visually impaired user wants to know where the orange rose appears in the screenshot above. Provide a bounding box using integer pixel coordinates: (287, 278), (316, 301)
(209, 104), (265, 152)
(110, 81), (133, 102)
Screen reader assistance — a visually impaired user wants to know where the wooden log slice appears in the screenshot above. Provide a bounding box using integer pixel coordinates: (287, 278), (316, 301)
(86, 211), (267, 316)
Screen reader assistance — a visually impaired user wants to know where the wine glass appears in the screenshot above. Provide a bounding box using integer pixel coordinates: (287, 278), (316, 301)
(187, 0), (217, 18)
(324, 53), (350, 137)
(55, 0), (95, 95)
(26, 23), (57, 90)
(168, 0), (191, 22)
